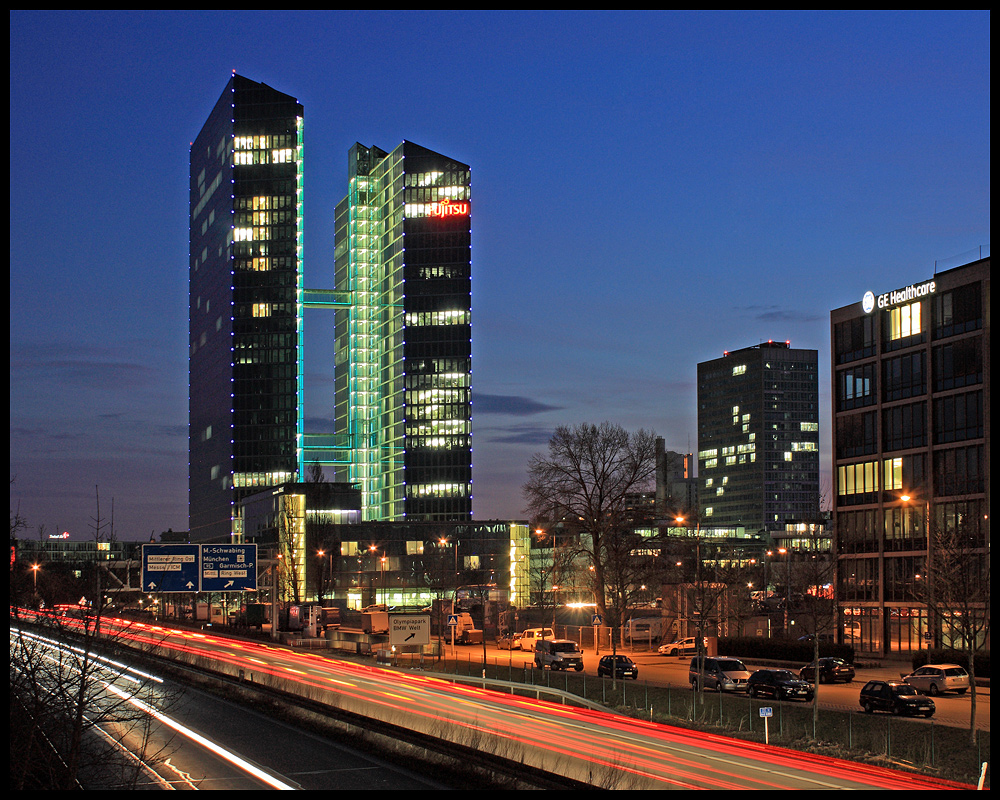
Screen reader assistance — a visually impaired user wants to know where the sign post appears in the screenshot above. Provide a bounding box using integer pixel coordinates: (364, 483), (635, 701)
(389, 613), (430, 667)
(760, 707), (773, 744)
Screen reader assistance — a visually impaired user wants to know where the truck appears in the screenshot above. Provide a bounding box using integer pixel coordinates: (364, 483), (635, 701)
(450, 611), (483, 644)
(625, 616), (666, 643)
(362, 609), (389, 634)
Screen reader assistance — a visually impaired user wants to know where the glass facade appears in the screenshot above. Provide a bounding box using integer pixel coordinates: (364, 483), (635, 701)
(189, 75), (304, 541)
(831, 257), (990, 654)
(333, 142), (472, 521)
(697, 342), (820, 535)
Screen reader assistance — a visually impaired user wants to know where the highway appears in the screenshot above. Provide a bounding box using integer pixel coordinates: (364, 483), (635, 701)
(11, 623), (450, 790)
(13, 612), (978, 790)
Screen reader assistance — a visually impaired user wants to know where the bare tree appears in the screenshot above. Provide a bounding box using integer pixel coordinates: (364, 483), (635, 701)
(278, 494), (305, 604)
(10, 491), (182, 789)
(306, 462), (325, 483)
(785, 546), (838, 737)
(913, 514), (990, 744)
(523, 422), (658, 649)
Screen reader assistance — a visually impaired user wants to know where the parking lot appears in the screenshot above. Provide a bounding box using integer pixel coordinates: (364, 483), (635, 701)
(470, 639), (989, 732)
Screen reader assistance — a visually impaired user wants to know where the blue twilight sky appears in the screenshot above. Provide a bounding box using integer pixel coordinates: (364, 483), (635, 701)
(9, 10), (990, 541)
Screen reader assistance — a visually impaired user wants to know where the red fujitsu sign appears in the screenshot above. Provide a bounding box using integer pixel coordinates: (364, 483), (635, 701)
(429, 198), (469, 217)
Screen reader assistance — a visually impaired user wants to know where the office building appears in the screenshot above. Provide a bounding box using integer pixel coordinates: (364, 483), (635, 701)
(831, 255), (989, 655)
(655, 438), (697, 516)
(188, 75), (304, 541)
(697, 342), (820, 536)
(324, 141), (473, 522)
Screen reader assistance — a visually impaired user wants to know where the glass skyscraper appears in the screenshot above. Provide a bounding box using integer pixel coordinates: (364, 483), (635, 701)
(697, 342), (820, 535)
(330, 142), (472, 521)
(188, 75), (304, 541)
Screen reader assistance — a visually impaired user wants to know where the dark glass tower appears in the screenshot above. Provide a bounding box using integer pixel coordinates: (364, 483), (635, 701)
(332, 142), (472, 521)
(697, 341), (820, 535)
(188, 75), (304, 541)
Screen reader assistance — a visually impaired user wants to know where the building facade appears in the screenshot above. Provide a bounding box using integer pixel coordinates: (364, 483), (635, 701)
(188, 75), (305, 542)
(831, 256), (990, 655)
(697, 342), (820, 537)
(327, 142), (473, 522)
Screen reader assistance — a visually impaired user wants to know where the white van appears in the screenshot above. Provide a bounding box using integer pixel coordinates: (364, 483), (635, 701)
(517, 627), (554, 650)
(534, 638), (584, 671)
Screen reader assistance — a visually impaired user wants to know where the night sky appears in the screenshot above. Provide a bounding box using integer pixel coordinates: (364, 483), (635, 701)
(9, 11), (990, 541)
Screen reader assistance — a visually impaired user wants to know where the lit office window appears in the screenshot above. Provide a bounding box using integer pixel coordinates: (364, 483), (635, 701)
(889, 301), (921, 340)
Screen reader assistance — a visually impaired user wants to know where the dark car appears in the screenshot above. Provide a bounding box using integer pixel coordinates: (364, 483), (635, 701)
(860, 680), (935, 717)
(747, 669), (814, 701)
(597, 654), (638, 680)
(799, 657), (856, 684)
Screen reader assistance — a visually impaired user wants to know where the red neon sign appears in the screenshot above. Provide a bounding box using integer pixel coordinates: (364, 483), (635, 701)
(429, 198), (469, 217)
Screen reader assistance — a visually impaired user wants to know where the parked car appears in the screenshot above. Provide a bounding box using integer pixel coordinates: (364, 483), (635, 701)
(689, 656), (751, 693)
(496, 632), (520, 650)
(799, 657), (855, 684)
(517, 627), (554, 651)
(747, 669), (814, 701)
(860, 680), (935, 717)
(597, 654), (638, 680)
(658, 636), (704, 656)
(903, 664), (970, 696)
(534, 638), (584, 671)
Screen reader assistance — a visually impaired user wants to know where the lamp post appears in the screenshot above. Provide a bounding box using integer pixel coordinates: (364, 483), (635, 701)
(676, 514), (706, 690)
(902, 493), (932, 647)
(31, 563), (40, 597)
(368, 545), (382, 608)
(778, 547), (791, 635)
(317, 549), (332, 603)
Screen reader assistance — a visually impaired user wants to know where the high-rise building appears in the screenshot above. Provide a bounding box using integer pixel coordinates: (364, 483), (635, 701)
(654, 438), (697, 516)
(327, 142), (472, 521)
(831, 255), (989, 655)
(188, 75), (304, 541)
(697, 342), (820, 536)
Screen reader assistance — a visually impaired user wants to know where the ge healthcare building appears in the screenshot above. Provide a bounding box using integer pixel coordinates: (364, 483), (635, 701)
(831, 254), (989, 656)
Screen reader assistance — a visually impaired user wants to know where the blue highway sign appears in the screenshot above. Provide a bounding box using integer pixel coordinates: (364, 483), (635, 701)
(142, 544), (200, 593)
(201, 544), (257, 592)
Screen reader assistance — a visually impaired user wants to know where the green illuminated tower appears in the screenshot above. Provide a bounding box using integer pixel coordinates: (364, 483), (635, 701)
(330, 142), (472, 521)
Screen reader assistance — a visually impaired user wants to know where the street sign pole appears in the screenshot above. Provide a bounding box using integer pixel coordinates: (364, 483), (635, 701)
(760, 707), (773, 744)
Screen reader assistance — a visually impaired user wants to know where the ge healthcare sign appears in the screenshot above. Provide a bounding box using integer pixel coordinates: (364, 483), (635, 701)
(142, 544), (257, 594)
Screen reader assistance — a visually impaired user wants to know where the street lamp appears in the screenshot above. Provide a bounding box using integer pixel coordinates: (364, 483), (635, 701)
(317, 549), (332, 603)
(676, 514), (707, 689)
(777, 547), (793, 634)
(31, 563), (40, 596)
(901, 493), (932, 647)
(368, 545), (382, 608)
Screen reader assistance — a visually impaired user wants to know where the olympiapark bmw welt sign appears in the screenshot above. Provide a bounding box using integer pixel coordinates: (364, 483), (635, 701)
(142, 543), (257, 593)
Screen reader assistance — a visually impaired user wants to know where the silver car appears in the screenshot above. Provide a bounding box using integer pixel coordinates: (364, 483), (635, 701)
(658, 636), (705, 656)
(903, 664), (970, 696)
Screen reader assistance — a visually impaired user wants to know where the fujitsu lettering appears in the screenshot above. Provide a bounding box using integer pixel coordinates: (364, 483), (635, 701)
(429, 198), (469, 217)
